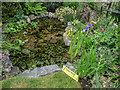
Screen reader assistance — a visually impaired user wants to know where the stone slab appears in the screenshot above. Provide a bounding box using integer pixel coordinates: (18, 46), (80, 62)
(16, 64), (62, 78)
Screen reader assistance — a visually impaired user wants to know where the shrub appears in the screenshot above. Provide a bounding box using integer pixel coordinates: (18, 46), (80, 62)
(2, 2), (23, 23)
(63, 2), (79, 10)
(42, 2), (63, 12)
(23, 2), (46, 15)
(55, 6), (74, 19)
(64, 13), (74, 24)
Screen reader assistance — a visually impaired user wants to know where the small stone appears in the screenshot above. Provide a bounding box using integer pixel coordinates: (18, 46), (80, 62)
(27, 17), (31, 23)
(63, 33), (71, 46)
(29, 14), (36, 20)
(48, 12), (54, 18)
(50, 39), (57, 44)
(60, 19), (64, 22)
(41, 43), (47, 46)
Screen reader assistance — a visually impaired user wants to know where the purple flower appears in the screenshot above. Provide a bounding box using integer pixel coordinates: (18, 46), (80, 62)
(101, 50), (103, 53)
(2, 55), (5, 58)
(95, 51), (97, 53)
(97, 55), (100, 58)
(97, 46), (100, 49)
(80, 48), (81, 50)
(105, 53), (106, 55)
(15, 21), (17, 24)
(82, 29), (85, 32)
(85, 26), (89, 31)
(114, 40), (117, 42)
(112, 54), (114, 56)
(104, 18), (105, 19)
(116, 50), (118, 52)
(6, 52), (8, 55)
(109, 40), (111, 42)
(107, 75), (111, 78)
(89, 32), (92, 35)
(88, 23), (91, 27)
(117, 66), (120, 68)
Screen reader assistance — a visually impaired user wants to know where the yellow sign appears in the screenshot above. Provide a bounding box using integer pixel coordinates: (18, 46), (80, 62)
(62, 65), (78, 82)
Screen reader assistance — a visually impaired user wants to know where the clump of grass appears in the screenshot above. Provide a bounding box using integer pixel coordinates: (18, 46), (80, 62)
(2, 71), (81, 88)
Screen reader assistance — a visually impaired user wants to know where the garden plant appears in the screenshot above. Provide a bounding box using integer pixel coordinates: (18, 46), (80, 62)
(68, 7), (120, 87)
(1, 2), (120, 88)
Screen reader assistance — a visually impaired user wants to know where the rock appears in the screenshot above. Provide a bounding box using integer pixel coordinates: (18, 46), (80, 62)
(48, 12), (55, 18)
(60, 19), (64, 22)
(67, 22), (71, 26)
(16, 64), (62, 78)
(29, 14), (36, 20)
(63, 33), (71, 46)
(2, 59), (13, 73)
(5, 66), (20, 78)
(41, 43), (47, 46)
(38, 39), (44, 43)
(16, 69), (36, 78)
(65, 22), (78, 33)
(50, 39), (57, 44)
(41, 11), (49, 17)
(27, 17), (31, 23)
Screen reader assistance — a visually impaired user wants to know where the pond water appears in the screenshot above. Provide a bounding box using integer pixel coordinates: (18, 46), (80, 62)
(5, 17), (79, 72)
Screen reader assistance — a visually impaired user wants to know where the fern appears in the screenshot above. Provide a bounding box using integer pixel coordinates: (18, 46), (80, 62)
(24, 2), (46, 15)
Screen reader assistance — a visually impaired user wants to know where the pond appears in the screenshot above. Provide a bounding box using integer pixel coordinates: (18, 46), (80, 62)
(5, 17), (79, 72)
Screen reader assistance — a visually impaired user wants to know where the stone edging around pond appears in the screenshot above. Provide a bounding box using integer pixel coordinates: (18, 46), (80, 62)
(1, 11), (80, 81)
(25, 11), (64, 23)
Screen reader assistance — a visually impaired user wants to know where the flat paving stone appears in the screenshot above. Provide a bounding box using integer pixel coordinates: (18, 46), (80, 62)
(16, 64), (62, 78)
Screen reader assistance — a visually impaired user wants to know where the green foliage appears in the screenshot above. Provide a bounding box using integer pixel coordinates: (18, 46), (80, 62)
(13, 10), (26, 20)
(76, 46), (99, 78)
(69, 13), (119, 87)
(3, 20), (28, 34)
(24, 2), (46, 15)
(30, 21), (38, 29)
(63, 2), (79, 10)
(55, 6), (74, 19)
(42, 2), (63, 12)
(86, 2), (100, 11)
(64, 14), (74, 24)
(2, 2), (24, 23)
(110, 2), (120, 23)
(2, 40), (24, 52)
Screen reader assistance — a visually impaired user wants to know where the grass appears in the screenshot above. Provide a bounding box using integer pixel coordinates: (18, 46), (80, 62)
(2, 71), (81, 88)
